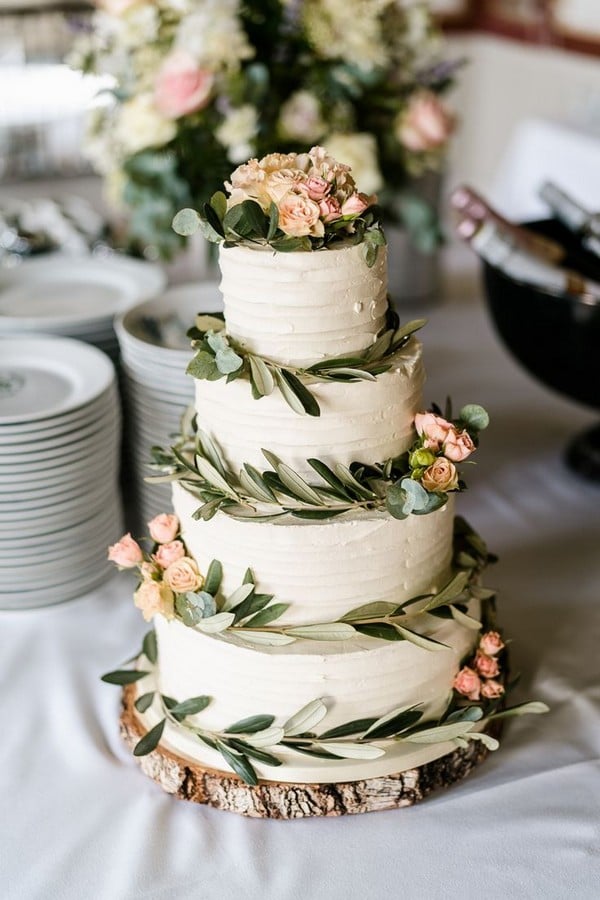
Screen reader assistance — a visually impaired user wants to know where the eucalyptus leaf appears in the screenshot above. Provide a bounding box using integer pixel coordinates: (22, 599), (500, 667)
(450, 604), (482, 630)
(333, 464), (376, 499)
(134, 692), (155, 713)
(216, 740), (258, 785)
(468, 732), (500, 751)
(195, 457), (239, 499)
(196, 429), (229, 479)
(221, 582), (254, 612)
(391, 318), (427, 347)
(459, 404), (490, 432)
(243, 603), (289, 628)
(168, 696), (211, 719)
(363, 705), (423, 740)
(204, 559), (223, 596)
(187, 351), (221, 381)
(354, 622), (403, 641)
(238, 726), (285, 748)
(394, 625), (450, 651)
(238, 465), (277, 503)
(275, 369), (320, 417)
(445, 706), (484, 724)
(276, 463), (324, 506)
(249, 355), (275, 397)
(284, 623), (356, 641)
(101, 669), (149, 685)
(172, 208), (201, 236)
(318, 718), (377, 740)
(316, 741), (385, 760)
(307, 458), (353, 500)
(197, 611), (235, 633)
(341, 601), (398, 622)
(142, 630), (158, 665)
(283, 698), (328, 736)
(235, 630), (296, 647)
(133, 719), (165, 756)
(225, 714), (275, 735)
(489, 701), (549, 721)
(403, 721), (477, 744)
(226, 739), (282, 766)
(320, 368), (377, 381)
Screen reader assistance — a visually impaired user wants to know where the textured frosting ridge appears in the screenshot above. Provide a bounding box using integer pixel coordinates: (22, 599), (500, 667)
(219, 242), (388, 366)
(194, 338), (425, 479)
(173, 483), (455, 626)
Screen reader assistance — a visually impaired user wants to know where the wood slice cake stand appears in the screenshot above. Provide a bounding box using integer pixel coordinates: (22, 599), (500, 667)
(120, 686), (501, 819)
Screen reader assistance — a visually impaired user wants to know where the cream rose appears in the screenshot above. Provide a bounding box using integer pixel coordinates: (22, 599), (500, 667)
(134, 580), (174, 622)
(153, 540), (186, 570)
(453, 666), (481, 701)
(414, 412), (454, 451)
(108, 533), (143, 568)
(278, 190), (324, 238)
(163, 556), (204, 593)
(481, 680), (505, 700)
(475, 651), (500, 679)
(421, 457), (459, 492)
(147, 513), (179, 545)
(396, 90), (455, 153)
(265, 168), (306, 204)
(479, 631), (505, 656)
(443, 428), (476, 463)
(154, 51), (213, 119)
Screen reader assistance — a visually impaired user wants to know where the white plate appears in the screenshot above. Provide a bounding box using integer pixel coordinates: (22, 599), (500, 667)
(0, 426), (119, 473)
(0, 448), (119, 487)
(116, 281), (220, 355)
(0, 499), (121, 550)
(0, 476), (118, 520)
(0, 384), (118, 436)
(0, 337), (116, 424)
(0, 567), (117, 609)
(0, 254), (166, 330)
(0, 514), (120, 562)
(0, 412), (119, 457)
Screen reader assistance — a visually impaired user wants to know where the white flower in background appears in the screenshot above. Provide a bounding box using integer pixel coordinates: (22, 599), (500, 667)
(303, 0), (391, 71)
(215, 105), (258, 163)
(175, 1), (253, 71)
(115, 93), (176, 155)
(323, 132), (383, 195)
(279, 90), (326, 142)
(99, 3), (159, 49)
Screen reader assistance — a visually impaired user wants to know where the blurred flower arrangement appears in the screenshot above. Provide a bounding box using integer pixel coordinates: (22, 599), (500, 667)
(71, 0), (459, 259)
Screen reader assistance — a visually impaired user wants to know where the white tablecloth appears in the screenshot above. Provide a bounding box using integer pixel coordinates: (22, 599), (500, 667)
(2, 246), (599, 900)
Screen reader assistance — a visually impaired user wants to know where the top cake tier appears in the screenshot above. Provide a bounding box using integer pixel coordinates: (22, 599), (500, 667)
(219, 242), (388, 368)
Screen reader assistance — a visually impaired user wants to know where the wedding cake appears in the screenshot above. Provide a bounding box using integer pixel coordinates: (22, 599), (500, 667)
(106, 148), (546, 817)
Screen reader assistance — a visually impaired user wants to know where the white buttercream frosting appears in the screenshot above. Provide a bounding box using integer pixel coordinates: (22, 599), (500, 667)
(219, 241), (388, 367)
(172, 483), (455, 626)
(194, 337), (425, 480)
(136, 605), (479, 783)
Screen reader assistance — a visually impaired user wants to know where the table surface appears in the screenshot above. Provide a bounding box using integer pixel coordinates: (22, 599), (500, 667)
(2, 245), (599, 900)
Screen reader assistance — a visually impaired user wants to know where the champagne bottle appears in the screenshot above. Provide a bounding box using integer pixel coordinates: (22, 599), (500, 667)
(539, 181), (600, 257)
(457, 217), (600, 301)
(451, 185), (565, 263)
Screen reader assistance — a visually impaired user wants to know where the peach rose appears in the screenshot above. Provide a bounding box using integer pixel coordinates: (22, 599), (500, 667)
(481, 679), (505, 700)
(153, 540), (186, 570)
(453, 666), (481, 701)
(318, 196), (342, 222)
(397, 90), (455, 153)
(414, 412), (454, 451)
(300, 175), (330, 201)
(108, 533), (143, 568)
(341, 192), (370, 217)
(475, 651), (500, 679)
(147, 513), (179, 544)
(443, 428), (476, 462)
(154, 51), (213, 120)
(421, 457), (459, 492)
(278, 190), (324, 238)
(140, 561), (159, 581)
(265, 168), (305, 203)
(163, 556), (203, 593)
(479, 631), (505, 656)
(134, 580), (174, 622)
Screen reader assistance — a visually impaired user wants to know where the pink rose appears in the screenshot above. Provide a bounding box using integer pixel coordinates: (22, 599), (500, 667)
(397, 90), (455, 153)
(414, 412), (454, 451)
(300, 175), (330, 201)
(453, 666), (481, 701)
(479, 631), (505, 656)
(421, 457), (458, 492)
(134, 580), (174, 623)
(154, 51), (213, 120)
(443, 428), (476, 462)
(481, 679), (505, 700)
(108, 533), (143, 568)
(163, 556), (203, 593)
(318, 196), (342, 223)
(153, 540), (186, 570)
(147, 513), (179, 544)
(341, 192), (370, 217)
(278, 190), (324, 238)
(475, 651), (500, 679)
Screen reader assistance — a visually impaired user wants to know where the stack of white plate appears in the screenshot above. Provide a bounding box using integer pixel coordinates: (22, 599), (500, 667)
(0, 336), (123, 609)
(0, 254), (166, 364)
(115, 282), (222, 530)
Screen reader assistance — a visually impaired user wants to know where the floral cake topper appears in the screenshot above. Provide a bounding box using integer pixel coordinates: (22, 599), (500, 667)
(172, 147), (386, 264)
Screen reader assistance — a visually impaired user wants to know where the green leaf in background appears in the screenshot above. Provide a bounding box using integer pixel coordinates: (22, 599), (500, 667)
(187, 351), (221, 381)
(133, 719), (165, 756)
